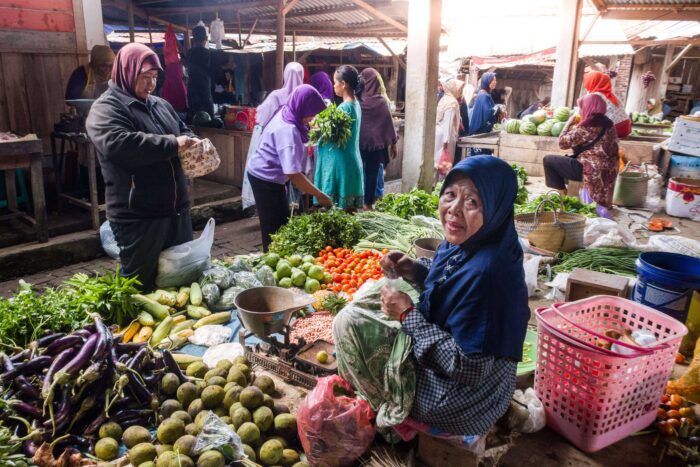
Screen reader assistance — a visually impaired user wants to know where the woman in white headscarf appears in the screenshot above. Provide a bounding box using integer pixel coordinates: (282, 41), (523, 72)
(242, 62), (304, 208)
(434, 79), (465, 180)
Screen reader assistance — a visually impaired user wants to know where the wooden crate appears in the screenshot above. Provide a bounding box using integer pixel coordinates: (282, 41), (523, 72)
(565, 268), (630, 302)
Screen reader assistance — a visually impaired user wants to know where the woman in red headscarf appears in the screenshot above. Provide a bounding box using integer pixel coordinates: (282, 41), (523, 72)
(87, 43), (198, 290)
(543, 94), (619, 215)
(583, 71), (631, 138)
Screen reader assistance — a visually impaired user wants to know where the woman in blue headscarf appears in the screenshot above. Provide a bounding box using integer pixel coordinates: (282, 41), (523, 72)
(468, 72), (501, 156)
(334, 156), (530, 438)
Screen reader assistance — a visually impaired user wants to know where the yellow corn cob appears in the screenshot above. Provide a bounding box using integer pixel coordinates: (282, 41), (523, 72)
(132, 325), (153, 343)
(122, 321), (141, 343)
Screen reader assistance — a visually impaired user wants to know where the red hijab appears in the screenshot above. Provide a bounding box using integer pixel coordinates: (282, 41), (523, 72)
(578, 94), (612, 129)
(112, 43), (163, 98)
(583, 71), (618, 106)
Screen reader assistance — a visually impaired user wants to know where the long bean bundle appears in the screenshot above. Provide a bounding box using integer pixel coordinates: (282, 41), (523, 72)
(552, 247), (642, 277)
(355, 212), (444, 255)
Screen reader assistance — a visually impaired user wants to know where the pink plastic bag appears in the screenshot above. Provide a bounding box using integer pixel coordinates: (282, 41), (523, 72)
(297, 375), (376, 466)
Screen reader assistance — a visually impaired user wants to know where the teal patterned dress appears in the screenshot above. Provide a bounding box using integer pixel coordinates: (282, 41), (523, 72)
(315, 100), (364, 209)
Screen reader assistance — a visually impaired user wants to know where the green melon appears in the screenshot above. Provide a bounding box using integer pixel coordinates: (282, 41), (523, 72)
(551, 121), (566, 137)
(537, 122), (553, 136)
(554, 107), (571, 122)
(531, 110), (547, 125)
(504, 119), (521, 134)
(519, 120), (537, 135)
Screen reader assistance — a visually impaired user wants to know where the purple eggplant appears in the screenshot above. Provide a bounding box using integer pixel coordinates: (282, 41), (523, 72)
(9, 348), (32, 364)
(51, 333), (98, 385)
(112, 409), (154, 423)
(84, 412), (107, 437)
(14, 375), (40, 400)
(42, 347), (77, 399)
(1, 356), (52, 381)
(67, 396), (96, 431)
(44, 387), (71, 433)
(125, 347), (152, 402)
(23, 440), (39, 457)
(42, 335), (84, 356)
(119, 416), (149, 428)
(36, 332), (65, 348)
(92, 315), (111, 360)
(161, 350), (187, 384)
(9, 401), (42, 419)
(115, 342), (146, 354)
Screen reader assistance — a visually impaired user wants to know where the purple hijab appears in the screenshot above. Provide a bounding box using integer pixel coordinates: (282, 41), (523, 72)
(359, 67), (397, 152)
(309, 71), (334, 101)
(256, 62), (304, 128)
(281, 85), (326, 143)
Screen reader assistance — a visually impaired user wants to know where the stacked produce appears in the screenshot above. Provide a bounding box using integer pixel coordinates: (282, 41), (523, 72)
(503, 107), (570, 137)
(0, 314), (176, 464)
(268, 210), (361, 257)
(632, 112), (670, 126)
(514, 193), (597, 217)
(552, 247), (642, 277)
(355, 211), (443, 255)
(258, 253), (330, 294)
(374, 186), (440, 219)
(654, 391), (700, 464)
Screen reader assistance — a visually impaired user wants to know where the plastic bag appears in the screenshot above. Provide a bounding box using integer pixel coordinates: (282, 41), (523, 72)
(179, 138), (221, 178)
(211, 286), (244, 311)
(155, 218), (215, 288)
(200, 266), (234, 290)
(193, 411), (245, 461)
(512, 388), (546, 433)
(648, 235), (700, 258)
(203, 342), (245, 368)
(189, 325), (233, 347)
(544, 272), (568, 302)
(233, 271), (263, 289)
(228, 256), (253, 273)
(201, 283), (221, 308)
(523, 254), (542, 297)
(297, 375), (375, 466)
(584, 218), (637, 248)
(255, 266), (276, 286)
(99, 221), (120, 260)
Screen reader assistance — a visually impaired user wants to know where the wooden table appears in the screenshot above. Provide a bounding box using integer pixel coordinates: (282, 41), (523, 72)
(456, 132), (500, 160)
(0, 138), (48, 242)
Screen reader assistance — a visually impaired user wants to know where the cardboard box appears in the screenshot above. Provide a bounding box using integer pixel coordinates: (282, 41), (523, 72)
(565, 268), (630, 302)
(668, 117), (700, 157)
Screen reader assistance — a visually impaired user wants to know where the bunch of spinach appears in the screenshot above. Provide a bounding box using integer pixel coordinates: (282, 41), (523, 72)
(269, 209), (362, 257)
(308, 104), (353, 147)
(374, 187), (439, 220)
(512, 164), (529, 205)
(514, 193), (597, 217)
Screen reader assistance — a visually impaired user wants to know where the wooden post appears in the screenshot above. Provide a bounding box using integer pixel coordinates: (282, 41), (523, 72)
(551, 0), (582, 107)
(402, 0), (442, 191)
(184, 14), (191, 51)
(275, 0), (286, 88)
(127, 0), (135, 43)
(238, 11), (243, 48)
(388, 56), (399, 102)
(293, 30), (296, 61)
(658, 45), (676, 100)
(148, 17), (153, 45)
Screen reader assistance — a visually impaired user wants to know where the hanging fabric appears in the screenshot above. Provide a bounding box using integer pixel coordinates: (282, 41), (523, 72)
(210, 18), (225, 49)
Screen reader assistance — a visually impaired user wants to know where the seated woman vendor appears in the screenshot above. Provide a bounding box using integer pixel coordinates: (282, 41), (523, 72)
(334, 155), (530, 437)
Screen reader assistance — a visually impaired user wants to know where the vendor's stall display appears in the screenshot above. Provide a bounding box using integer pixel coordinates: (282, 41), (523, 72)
(552, 247), (641, 277)
(374, 186), (440, 220)
(503, 107), (571, 138)
(666, 177), (700, 220)
(355, 211), (444, 256)
(535, 296), (687, 452)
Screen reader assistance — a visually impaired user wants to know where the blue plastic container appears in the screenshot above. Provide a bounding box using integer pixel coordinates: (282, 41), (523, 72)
(633, 252), (700, 323)
(670, 154), (700, 180)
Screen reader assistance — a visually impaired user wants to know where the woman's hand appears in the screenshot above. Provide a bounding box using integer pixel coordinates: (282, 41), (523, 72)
(380, 251), (416, 282)
(177, 135), (196, 150)
(380, 285), (414, 321)
(389, 144), (398, 160)
(317, 192), (333, 208)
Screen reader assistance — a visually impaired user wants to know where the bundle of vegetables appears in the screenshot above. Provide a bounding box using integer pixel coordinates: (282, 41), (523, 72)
(307, 103), (353, 147)
(374, 187), (439, 219)
(355, 211), (444, 256)
(0, 422), (30, 466)
(512, 164), (529, 205)
(269, 209), (362, 257)
(552, 247), (642, 277)
(0, 314), (178, 460)
(514, 194), (597, 217)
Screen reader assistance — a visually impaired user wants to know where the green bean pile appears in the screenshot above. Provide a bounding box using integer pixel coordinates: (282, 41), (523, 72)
(552, 247), (642, 277)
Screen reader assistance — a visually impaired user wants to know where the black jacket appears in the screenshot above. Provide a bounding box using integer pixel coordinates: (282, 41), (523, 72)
(86, 84), (194, 221)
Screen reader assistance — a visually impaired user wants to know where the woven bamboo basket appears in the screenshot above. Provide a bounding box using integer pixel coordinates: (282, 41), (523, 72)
(515, 191), (586, 253)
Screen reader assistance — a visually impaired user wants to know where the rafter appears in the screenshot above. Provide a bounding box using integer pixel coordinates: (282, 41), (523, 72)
(351, 0), (407, 33)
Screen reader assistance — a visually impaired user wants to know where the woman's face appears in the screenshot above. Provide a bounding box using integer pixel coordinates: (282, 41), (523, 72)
(646, 101), (654, 111)
(439, 175), (484, 245)
(489, 77), (497, 91)
(134, 69), (158, 100)
(333, 74), (346, 97)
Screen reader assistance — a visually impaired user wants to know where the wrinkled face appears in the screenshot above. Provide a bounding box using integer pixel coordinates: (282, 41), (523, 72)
(134, 69), (158, 100)
(489, 77), (497, 91)
(333, 74), (346, 97)
(439, 175), (484, 245)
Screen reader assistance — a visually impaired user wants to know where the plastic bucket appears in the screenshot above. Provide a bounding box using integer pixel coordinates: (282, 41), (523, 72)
(633, 252), (700, 322)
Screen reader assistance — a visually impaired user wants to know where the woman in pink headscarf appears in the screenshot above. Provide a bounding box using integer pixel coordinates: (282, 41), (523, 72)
(543, 94), (619, 215)
(242, 62), (305, 208)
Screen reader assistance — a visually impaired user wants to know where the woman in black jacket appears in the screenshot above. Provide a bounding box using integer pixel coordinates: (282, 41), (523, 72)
(87, 43), (198, 290)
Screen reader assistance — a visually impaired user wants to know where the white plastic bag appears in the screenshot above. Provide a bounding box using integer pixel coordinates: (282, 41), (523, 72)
(645, 165), (664, 212)
(584, 218), (638, 248)
(189, 325), (233, 347)
(544, 272), (569, 302)
(193, 412), (246, 461)
(513, 388), (546, 433)
(523, 254), (542, 297)
(242, 125), (264, 209)
(202, 342), (245, 368)
(99, 221), (120, 260)
(155, 218), (215, 288)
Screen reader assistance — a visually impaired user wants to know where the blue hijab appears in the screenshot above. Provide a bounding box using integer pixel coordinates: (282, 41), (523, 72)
(418, 155), (529, 360)
(468, 72), (496, 135)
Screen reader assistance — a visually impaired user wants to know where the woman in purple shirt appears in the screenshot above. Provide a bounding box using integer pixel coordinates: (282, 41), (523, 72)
(247, 85), (333, 250)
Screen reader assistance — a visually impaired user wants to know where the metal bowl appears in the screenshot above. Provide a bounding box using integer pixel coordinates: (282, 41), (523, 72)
(413, 238), (443, 259)
(234, 286), (309, 337)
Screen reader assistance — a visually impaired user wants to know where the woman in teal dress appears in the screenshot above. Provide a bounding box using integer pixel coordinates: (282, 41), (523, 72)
(315, 65), (365, 209)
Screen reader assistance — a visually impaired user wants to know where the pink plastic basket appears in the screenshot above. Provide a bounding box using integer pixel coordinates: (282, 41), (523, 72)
(534, 295), (687, 452)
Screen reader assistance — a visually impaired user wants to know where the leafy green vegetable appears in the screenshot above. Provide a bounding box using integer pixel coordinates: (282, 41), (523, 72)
(375, 187), (439, 219)
(308, 103), (353, 147)
(0, 422), (29, 466)
(553, 247), (642, 276)
(321, 294), (347, 316)
(512, 164), (529, 205)
(269, 209), (362, 257)
(514, 194), (597, 217)
(355, 211), (444, 256)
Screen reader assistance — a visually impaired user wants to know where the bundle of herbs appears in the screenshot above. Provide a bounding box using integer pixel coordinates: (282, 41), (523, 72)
(514, 193), (597, 217)
(512, 164), (529, 205)
(308, 104), (353, 147)
(374, 187), (440, 220)
(269, 209), (362, 257)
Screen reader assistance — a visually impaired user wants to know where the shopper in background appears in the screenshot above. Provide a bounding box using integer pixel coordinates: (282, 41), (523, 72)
(87, 43), (198, 290)
(247, 85), (332, 250)
(646, 98), (664, 120)
(435, 79), (465, 175)
(65, 45), (115, 99)
(309, 71), (335, 104)
(185, 25), (214, 120)
(315, 65), (365, 210)
(359, 67), (397, 210)
(518, 96), (551, 119)
(468, 72), (500, 155)
(582, 71), (631, 138)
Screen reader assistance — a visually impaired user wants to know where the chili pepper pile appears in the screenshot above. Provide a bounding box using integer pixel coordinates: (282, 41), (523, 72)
(0, 314), (176, 459)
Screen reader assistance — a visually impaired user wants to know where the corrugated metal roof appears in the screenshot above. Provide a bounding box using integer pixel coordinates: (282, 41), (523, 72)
(602, 0), (698, 5)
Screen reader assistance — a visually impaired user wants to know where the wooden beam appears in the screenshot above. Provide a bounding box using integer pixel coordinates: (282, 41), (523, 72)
(665, 44), (694, 73)
(104, 0), (189, 32)
(601, 10), (700, 21)
(376, 37), (406, 69)
(237, 11), (242, 48)
(283, 0), (302, 16)
(589, 0), (606, 11)
(243, 18), (258, 48)
(276, 0), (285, 88)
(145, 1), (279, 16)
(579, 12), (600, 44)
(351, 0), (407, 33)
(658, 45), (675, 98)
(551, 0), (582, 107)
(583, 39), (700, 46)
(128, 1), (135, 43)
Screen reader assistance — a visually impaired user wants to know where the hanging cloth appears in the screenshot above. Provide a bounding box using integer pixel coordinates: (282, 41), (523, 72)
(210, 18), (225, 49)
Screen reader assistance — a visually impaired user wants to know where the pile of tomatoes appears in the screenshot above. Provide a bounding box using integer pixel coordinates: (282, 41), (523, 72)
(316, 247), (385, 298)
(657, 393), (699, 438)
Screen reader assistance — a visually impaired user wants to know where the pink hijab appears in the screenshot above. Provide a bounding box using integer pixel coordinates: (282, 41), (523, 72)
(112, 43), (163, 98)
(255, 62), (304, 127)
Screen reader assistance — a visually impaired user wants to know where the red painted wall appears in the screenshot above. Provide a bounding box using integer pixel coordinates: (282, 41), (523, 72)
(0, 0), (75, 32)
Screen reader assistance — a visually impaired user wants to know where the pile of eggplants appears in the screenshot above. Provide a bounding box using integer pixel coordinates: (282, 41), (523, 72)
(0, 314), (183, 457)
